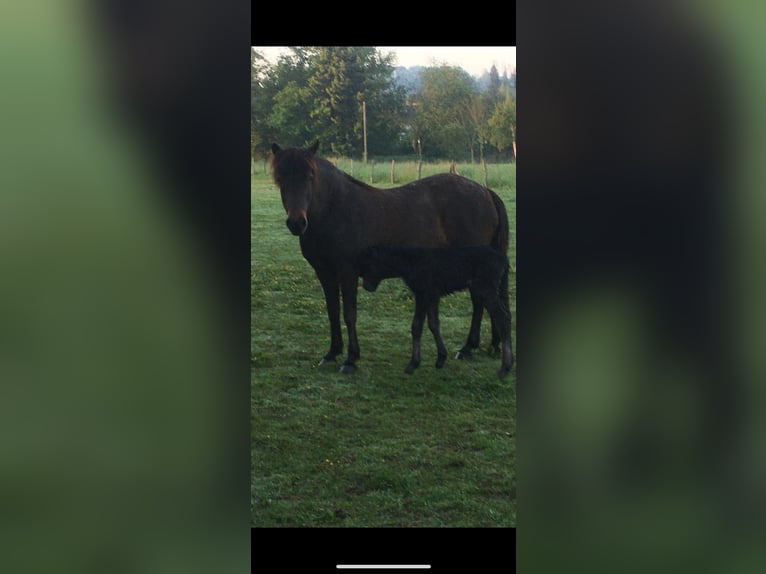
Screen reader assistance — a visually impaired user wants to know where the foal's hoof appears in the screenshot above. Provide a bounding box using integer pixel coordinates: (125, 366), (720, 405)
(455, 349), (472, 360)
(435, 355), (447, 369)
(340, 363), (356, 375)
(404, 363), (418, 374)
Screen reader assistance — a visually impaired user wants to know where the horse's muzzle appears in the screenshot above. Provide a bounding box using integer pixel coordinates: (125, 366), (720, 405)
(286, 211), (308, 236)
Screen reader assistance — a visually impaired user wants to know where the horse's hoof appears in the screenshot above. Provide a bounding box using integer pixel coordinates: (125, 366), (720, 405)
(435, 356), (446, 369)
(339, 363), (356, 375)
(404, 363), (417, 374)
(455, 349), (472, 360)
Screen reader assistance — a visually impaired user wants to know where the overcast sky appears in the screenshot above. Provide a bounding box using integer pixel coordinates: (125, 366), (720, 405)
(253, 46), (516, 78)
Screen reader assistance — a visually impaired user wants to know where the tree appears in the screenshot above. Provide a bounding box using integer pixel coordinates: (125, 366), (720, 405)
(488, 88), (516, 161)
(257, 47), (405, 158)
(466, 93), (493, 163)
(251, 48), (271, 162)
(251, 48), (514, 161)
(308, 47), (405, 157)
(488, 64), (501, 102)
(413, 66), (477, 159)
(260, 48), (314, 147)
(306, 47), (360, 156)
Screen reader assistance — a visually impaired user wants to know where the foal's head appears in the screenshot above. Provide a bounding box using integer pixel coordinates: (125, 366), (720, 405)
(357, 246), (403, 293)
(270, 141), (319, 236)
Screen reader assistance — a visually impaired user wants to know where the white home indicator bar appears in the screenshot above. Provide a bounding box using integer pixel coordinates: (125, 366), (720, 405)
(336, 566), (431, 570)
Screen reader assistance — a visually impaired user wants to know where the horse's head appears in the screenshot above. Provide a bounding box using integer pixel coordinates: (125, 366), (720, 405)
(270, 141), (319, 236)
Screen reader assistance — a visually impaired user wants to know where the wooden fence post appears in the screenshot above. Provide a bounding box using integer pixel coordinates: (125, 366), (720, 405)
(390, 159), (395, 184)
(482, 159), (488, 187)
(417, 161), (422, 180)
(369, 160), (375, 184)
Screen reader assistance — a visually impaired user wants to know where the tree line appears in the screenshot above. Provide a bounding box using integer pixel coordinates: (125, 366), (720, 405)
(251, 47), (516, 163)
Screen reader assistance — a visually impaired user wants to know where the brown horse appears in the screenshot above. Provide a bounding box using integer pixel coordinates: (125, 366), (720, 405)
(270, 141), (509, 374)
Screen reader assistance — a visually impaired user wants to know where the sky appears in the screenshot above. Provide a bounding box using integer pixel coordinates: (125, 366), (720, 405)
(253, 46), (516, 79)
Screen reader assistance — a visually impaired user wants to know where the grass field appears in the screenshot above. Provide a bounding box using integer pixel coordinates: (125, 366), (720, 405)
(251, 160), (516, 527)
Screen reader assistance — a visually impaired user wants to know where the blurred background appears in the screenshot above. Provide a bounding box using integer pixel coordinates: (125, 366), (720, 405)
(0, 1), (250, 572)
(519, 0), (766, 572)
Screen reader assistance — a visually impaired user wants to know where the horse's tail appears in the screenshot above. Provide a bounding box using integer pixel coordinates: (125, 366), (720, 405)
(489, 189), (509, 255)
(490, 188), (511, 356)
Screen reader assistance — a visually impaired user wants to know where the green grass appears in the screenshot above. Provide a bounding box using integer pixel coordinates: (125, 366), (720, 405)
(251, 161), (516, 527)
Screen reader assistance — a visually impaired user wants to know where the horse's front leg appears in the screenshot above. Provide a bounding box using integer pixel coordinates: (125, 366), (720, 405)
(317, 272), (343, 366)
(339, 272), (360, 374)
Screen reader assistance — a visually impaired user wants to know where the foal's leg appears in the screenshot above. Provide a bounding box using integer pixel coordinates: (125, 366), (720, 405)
(340, 272), (360, 374)
(457, 290), (484, 360)
(427, 299), (448, 369)
(317, 272), (343, 367)
(405, 296), (429, 374)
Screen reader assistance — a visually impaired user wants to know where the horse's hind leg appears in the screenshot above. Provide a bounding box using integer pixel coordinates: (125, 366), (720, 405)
(427, 300), (448, 369)
(456, 290), (484, 360)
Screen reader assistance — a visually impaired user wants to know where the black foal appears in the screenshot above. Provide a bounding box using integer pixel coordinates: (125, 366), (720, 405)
(357, 245), (514, 378)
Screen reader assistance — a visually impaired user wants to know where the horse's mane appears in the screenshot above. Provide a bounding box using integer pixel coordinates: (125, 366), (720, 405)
(271, 148), (378, 194)
(314, 157), (376, 192)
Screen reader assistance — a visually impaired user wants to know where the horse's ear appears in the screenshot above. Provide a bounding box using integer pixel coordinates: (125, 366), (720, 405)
(271, 143), (281, 155)
(308, 140), (319, 156)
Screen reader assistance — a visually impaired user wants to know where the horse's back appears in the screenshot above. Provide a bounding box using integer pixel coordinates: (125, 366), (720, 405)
(409, 174), (499, 246)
